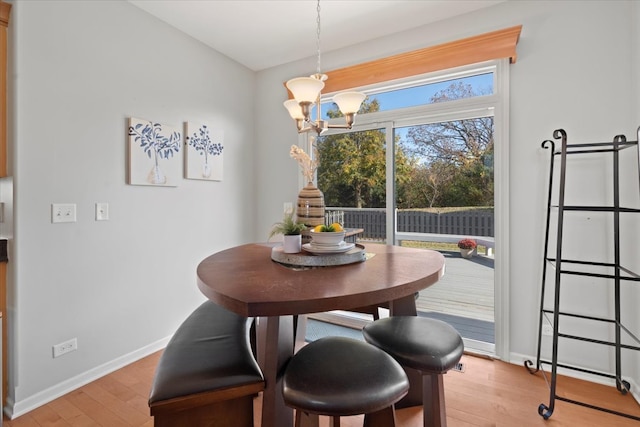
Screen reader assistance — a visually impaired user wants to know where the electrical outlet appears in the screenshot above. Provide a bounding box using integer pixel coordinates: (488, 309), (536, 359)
(542, 324), (554, 336)
(51, 203), (76, 223)
(283, 202), (293, 214)
(53, 338), (78, 358)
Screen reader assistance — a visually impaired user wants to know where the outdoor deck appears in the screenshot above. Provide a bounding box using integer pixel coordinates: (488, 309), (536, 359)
(416, 250), (494, 323)
(308, 248), (496, 344)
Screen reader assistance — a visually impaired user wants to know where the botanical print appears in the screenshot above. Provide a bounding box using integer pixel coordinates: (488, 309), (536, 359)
(185, 122), (224, 181)
(128, 117), (182, 186)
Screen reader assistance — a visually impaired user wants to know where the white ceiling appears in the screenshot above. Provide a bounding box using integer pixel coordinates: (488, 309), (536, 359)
(128, 0), (506, 71)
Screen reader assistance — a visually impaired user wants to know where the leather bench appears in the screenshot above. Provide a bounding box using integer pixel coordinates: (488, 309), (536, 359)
(148, 300), (265, 427)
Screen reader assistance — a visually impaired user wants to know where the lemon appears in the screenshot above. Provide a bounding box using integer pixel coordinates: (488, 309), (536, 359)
(313, 224), (325, 232)
(331, 223), (344, 232)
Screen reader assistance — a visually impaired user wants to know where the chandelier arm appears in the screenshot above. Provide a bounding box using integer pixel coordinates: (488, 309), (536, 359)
(327, 124), (352, 130)
(284, 0), (365, 135)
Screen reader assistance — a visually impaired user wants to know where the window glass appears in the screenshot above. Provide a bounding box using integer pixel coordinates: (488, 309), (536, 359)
(371, 72), (493, 112)
(313, 72), (493, 120)
(316, 127), (386, 209)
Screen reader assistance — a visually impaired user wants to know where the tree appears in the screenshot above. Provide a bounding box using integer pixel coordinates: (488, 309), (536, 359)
(399, 81), (494, 207)
(396, 159), (456, 208)
(317, 99), (390, 208)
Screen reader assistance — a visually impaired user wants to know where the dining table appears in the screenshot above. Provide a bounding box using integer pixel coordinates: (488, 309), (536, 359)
(196, 241), (445, 427)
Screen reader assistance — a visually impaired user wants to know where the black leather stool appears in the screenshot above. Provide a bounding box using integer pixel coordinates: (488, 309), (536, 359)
(282, 336), (409, 427)
(362, 317), (464, 427)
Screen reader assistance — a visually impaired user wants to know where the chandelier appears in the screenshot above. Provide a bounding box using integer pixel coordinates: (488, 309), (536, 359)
(283, 0), (366, 135)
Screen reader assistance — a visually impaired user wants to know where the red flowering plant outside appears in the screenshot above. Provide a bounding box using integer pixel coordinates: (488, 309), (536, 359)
(457, 238), (477, 250)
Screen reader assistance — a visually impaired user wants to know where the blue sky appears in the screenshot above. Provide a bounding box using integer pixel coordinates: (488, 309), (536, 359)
(316, 72), (493, 120)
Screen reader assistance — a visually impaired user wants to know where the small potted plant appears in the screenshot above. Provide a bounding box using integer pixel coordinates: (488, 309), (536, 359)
(269, 210), (307, 253)
(457, 238), (477, 259)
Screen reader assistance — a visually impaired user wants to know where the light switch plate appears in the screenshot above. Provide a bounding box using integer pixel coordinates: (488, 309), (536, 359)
(95, 202), (109, 221)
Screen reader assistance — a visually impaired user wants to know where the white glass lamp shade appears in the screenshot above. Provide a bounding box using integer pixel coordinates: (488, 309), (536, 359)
(333, 91), (366, 114)
(286, 77), (325, 104)
(283, 99), (305, 120)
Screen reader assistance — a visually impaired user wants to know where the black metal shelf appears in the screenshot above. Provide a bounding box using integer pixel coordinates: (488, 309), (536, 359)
(524, 128), (640, 422)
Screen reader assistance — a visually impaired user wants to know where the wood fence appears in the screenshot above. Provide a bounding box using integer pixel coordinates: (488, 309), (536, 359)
(329, 207), (494, 240)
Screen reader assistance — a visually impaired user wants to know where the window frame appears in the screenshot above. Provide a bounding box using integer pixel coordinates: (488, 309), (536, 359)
(312, 59), (511, 360)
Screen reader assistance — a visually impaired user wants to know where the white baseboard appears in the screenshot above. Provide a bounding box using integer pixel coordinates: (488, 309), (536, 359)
(4, 336), (170, 419)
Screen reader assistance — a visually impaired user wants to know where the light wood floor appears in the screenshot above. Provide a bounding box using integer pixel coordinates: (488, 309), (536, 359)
(4, 351), (640, 426)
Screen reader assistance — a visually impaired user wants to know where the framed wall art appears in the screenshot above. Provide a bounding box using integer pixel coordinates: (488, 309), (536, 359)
(184, 121), (224, 181)
(127, 117), (182, 187)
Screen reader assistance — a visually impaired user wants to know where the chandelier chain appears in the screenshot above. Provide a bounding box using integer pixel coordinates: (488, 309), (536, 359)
(283, 0), (364, 135)
(316, 0), (321, 75)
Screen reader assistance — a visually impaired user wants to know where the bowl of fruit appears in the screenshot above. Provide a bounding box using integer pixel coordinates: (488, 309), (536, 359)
(309, 223), (346, 246)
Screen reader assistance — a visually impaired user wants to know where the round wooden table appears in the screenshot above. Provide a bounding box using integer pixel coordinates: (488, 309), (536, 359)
(197, 242), (445, 427)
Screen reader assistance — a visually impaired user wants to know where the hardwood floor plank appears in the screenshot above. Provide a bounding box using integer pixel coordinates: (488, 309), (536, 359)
(5, 412), (42, 427)
(45, 397), (101, 427)
(3, 351), (640, 426)
(65, 390), (132, 426)
(29, 404), (71, 427)
(80, 382), (148, 425)
(45, 397), (84, 421)
(93, 376), (139, 403)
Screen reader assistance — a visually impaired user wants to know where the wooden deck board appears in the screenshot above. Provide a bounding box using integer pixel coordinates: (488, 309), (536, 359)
(417, 250), (495, 322)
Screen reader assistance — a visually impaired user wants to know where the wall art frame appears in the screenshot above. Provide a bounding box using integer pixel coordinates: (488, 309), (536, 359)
(127, 117), (182, 187)
(184, 121), (224, 181)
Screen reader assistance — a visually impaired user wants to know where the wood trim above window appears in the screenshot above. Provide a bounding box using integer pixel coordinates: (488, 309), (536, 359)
(289, 25), (521, 96)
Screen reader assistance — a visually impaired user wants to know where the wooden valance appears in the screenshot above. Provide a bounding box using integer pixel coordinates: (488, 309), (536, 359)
(286, 25), (522, 96)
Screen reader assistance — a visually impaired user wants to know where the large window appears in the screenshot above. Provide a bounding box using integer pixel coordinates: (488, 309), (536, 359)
(311, 60), (509, 358)
(316, 64), (498, 239)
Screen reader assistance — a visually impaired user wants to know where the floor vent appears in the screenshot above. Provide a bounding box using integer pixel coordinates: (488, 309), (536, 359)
(452, 362), (465, 373)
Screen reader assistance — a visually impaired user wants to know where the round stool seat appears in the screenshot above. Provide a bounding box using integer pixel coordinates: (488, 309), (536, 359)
(363, 316), (464, 373)
(282, 336), (409, 416)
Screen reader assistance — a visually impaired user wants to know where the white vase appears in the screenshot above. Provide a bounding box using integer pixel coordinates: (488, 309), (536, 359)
(202, 162), (212, 178)
(283, 234), (302, 253)
(147, 164), (166, 184)
(460, 248), (475, 259)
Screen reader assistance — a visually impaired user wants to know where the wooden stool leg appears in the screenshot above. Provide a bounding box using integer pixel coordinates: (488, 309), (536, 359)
(329, 416), (341, 427)
(294, 315), (308, 353)
(423, 373), (447, 427)
(295, 410), (320, 427)
(364, 405), (397, 427)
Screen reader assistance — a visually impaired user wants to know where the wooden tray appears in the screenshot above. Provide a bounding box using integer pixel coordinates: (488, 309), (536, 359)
(271, 243), (367, 267)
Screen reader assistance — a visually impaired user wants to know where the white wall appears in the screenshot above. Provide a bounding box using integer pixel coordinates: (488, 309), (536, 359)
(4, 0), (640, 418)
(255, 0), (640, 388)
(6, 0), (255, 416)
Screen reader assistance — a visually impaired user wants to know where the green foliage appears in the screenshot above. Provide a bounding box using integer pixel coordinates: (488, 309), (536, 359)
(316, 81), (494, 210)
(318, 98), (407, 208)
(396, 82), (494, 208)
(269, 211), (306, 238)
